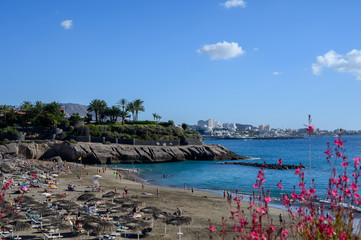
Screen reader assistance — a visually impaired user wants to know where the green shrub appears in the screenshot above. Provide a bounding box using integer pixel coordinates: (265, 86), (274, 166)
(69, 139), (78, 144)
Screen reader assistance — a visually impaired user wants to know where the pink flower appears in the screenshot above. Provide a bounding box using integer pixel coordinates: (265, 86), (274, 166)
(278, 158), (283, 165)
(342, 175), (350, 182)
(295, 167), (301, 175)
(324, 150), (330, 155)
(341, 161), (349, 167)
(277, 181), (283, 190)
(253, 184), (259, 189)
(351, 183), (358, 192)
(265, 196), (271, 204)
(250, 231), (258, 239)
(331, 189), (338, 197)
(307, 125), (315, 134)
(209, 225), (216, 232)
(334, 138), (344, 148)
(354, 157), (361, 166)
(340, 233), (347, 240)
(283, 229), (289, 236)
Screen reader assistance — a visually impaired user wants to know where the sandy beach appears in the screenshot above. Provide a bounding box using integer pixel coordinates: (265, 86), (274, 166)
(0, 158), (290, 240)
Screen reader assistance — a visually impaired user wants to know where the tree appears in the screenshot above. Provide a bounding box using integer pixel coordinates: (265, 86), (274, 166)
(182, 123), (188, 130)
(133, 99), (145, 121)
(156, 114), (162, 122)
(20, 101), (33, 113)
(105, 106), (121, 123)
(126, 102), (136, 121)
(87, 99), (107, 123)
(152, 113), (157, 121)
(117, 98), (128, 125)
(0, 105), (11, 123)
(85, 113), (93, 123)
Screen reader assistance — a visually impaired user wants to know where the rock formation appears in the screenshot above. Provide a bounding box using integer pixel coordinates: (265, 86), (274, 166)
(0, 141), (248, 164)
(218, 162), (305, 170)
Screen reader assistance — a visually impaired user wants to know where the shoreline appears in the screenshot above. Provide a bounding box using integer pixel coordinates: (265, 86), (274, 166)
(0, 158), (289, 240)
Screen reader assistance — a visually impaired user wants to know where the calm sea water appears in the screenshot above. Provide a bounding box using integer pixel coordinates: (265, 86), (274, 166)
(116, 136), (361, 198)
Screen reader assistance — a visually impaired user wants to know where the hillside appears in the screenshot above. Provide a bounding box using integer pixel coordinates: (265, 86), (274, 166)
(60, 103), (90, 118)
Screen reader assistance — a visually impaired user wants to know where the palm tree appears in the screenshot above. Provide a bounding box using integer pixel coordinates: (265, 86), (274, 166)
(20, 101), (33, 113)
(105, 106), (121, 123)
(152, 113), (157, 122)
(0, 105), (10, 122)
(120, 110), (131, 124)
(133, 99), (145, 121)
(87, 99), (107, 123)
(117, 98), (128, 124)
(156, 114), (162, 122)
(126, 102), (136, 122)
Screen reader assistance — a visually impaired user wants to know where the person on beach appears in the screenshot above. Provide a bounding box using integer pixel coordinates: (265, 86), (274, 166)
(184, 183), (186, 190)
(279, 214), (283, 225)
(124, 186), (128, 196)
(156, 188), (160, 197)
(142, 182), (144, 190)
(191, 187), (194, 194)
(177, 207), (182, 217)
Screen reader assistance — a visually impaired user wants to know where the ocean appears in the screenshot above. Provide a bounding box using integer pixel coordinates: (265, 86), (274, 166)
(116, 136), (361, 199)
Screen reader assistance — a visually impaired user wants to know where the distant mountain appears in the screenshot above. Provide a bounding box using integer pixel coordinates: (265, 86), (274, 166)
(60, 103), (90, 118)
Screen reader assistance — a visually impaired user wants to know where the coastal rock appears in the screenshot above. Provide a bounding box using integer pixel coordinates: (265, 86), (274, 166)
(0, 141), (247, 164)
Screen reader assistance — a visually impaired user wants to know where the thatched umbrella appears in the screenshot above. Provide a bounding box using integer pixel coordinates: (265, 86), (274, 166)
(102, 191), (120, 198)
(153, 211), (173, 220)
(113, 197), (132, 204)
(83, 221), (99, 234)
(13, 221), (32, 231)
(29, 208), (55, 218)
(122, 200), (144, 209)
(124, 220), (150, 230)
(10, 221), (32, 239)
(166, 216), (192, 226)
(140, 206), (161, 215)
(95, 221), (115, 234)
(87, 197), (103, 203)
(77, 193), (95, 202)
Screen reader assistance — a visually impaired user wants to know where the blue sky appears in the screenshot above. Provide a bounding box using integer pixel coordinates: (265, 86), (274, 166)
(1, 0), (361, 130)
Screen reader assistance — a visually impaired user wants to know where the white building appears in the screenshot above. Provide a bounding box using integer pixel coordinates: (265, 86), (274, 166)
(197, 119), (220, 130)
(223, 123), (237, 130)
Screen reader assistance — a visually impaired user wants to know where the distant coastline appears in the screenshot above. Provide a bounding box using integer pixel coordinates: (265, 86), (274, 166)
(203, 136), (304, 140)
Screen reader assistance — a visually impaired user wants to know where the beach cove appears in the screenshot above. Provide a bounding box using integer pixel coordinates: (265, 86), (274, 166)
(0, 157), (288, 240)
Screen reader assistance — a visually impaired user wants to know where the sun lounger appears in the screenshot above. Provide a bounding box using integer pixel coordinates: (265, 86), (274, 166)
(43, 233), (58, 240)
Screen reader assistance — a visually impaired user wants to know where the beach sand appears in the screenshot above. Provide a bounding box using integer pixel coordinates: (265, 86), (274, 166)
(3, 159), (290, 240)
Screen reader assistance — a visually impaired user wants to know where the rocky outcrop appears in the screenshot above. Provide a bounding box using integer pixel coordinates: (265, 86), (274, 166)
(0, 141), (247, 164)
(218, 162), (305, 170)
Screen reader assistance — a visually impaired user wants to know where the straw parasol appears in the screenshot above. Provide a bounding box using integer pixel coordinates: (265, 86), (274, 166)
(140, 206), (161, 215)
(102, 191), (120, 198)
(77, 193), (96, 202)
(153, 211), (173, 220)
(95, 221), (116, 234)
(166, 216), (192, 226)
(12, 221), (32, 232)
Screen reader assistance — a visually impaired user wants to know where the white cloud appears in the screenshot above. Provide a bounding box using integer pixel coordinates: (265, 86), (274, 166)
(253, 48), (259, 51)
(312, 49), (361, 80)
(273, 72), (282, 75)
(60, 20), (73, 30)
(197, 41), (245, 60)
(222, 0), (247, 8)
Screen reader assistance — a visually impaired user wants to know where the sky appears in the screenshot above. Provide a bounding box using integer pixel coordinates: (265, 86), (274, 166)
(1, 0), (361, 130)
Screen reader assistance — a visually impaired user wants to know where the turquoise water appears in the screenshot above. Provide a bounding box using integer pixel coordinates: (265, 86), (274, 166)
(116, 136), (361, 198)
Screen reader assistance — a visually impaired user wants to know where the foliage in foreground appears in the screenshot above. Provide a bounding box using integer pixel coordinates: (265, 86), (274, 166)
(209, 118), (361, 239)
